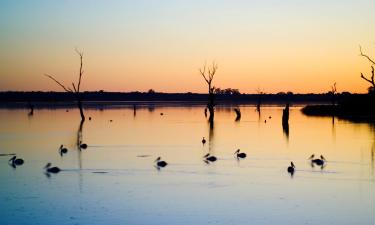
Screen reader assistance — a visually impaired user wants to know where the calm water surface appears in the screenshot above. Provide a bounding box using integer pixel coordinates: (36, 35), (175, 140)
(0, 105), (374, 225)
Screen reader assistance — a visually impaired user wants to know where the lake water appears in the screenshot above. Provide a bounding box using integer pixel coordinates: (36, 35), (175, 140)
(0, 105), (374, 225)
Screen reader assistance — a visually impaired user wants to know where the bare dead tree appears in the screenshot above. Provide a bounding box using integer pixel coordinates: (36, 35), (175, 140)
(199, 62), (218, 123)
(45, 49), (86, 121)
(331, 82), (337, 106)
(27, 101), (34, 116)
(234, 108), (241, 121)
(256, 87), (264, 112)
(359, 46), (375, 94)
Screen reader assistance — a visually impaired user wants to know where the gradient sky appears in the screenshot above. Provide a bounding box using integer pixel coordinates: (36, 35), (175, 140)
(1, 0), (375, 93)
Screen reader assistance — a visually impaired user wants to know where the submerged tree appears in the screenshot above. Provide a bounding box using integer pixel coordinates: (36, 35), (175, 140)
(199, 62), (218, 123)
(45, 49), (86, 121)
(359, 46), (375, 95)
(256, 88), (264, 112)
(330, 82), (337, 106)
(234, 108), (241, 121)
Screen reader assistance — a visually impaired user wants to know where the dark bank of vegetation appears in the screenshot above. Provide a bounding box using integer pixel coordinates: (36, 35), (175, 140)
(0, 91), (360, 107)
(302, 46), (375, 122)
(302, 94), (375, 122)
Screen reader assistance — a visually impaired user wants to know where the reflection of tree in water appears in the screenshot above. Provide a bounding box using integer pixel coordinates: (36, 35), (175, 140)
(257, 108), (261, 122)
(371, 140), (374, 174)
(76, 120), (84, 169)
(282, 104), (289, 143)
(283, 121), (289, 142)
(208, 121), (215, 154)
(371, 124), (375, 175)
(331, 116), (336, 142)
(148, 104), (155, 112)
(76, 120), (84, 193)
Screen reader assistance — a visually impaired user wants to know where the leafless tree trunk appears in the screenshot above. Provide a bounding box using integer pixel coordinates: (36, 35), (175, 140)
(359, 46), (375, 95)
(282, 103), (289, 126)
(331, 82), (337, 106)
(256, 88), (263, 112)
(199, 62), (218, 124)
(234, 108), (241, 121)
(28, 101), (34, 116)
(45, 49), (86, 122)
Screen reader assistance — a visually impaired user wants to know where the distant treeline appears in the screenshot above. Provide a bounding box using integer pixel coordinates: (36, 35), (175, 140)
(0, 91), (362, 104)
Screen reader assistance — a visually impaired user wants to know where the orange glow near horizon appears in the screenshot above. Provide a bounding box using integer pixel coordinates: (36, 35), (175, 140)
(1, 1), (375, 94)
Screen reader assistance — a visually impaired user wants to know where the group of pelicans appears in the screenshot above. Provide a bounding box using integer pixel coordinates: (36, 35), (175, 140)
(7, 143), (88, 175)
(287, 154), (326, 175)
(156, 137), (327, 177)
(7, 137), (327, 177)
(8, 155), (60, 173)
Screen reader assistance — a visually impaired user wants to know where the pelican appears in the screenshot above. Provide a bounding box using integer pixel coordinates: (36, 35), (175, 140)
(234, 149), (246, 159)
(204, 153), (217, 162)
(79, 143), (88, 149)
(9, 156), (24, 166)
(155, 157), (167, 168)
(311, 157), (325, 166)
(287, 161), (295, 174)
(202, 137), (206, 145)
(59, 145), (68, 155)
(44, 163), (61, 173)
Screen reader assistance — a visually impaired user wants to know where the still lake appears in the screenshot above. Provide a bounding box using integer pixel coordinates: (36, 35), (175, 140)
(0, 104), (374, 225)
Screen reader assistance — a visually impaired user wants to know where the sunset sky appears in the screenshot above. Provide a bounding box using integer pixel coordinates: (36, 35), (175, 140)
(1, 0), (375, 93)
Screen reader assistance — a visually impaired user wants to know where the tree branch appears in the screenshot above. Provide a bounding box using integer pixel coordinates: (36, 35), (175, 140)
(359, 45), (375, 65)
(360, 65), (375, 86)
(199, 64), (210, 84)
(44, 74), (73, 92)
(199, 62), (217, 85)
(75, 48), (84, 93)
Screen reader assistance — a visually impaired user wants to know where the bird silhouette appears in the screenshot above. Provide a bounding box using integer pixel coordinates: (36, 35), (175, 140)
(44, 163), (61, 173)
(311, 156), (325, 167)
(79, 142), (88, 149)
(234, 149), (247, 159)
(9, 156), (24, 166)
(155, 157), (168, 168)
(59, 145), (68, 156)
(204, 153), (217, 162)
(287, 161), (295, 175)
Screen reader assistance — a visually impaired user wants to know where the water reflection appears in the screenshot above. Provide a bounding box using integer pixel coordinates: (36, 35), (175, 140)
(1, 106), (375, 225)
(208, 120), (215, 155)
(282, 120), (289, 142)
(331, 116), (336, 142)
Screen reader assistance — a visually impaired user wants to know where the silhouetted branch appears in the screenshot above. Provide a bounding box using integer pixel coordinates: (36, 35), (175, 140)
(330, 82), (337, 106)
(360, 66), (375, 86)
(44, 74), (74, 93)
(359, 46), (375, 94)
(360, 46), (375, 65)
(199, 62), (217, 88)
(331, 82), (337, 94)
(75, 48), (84, 93)
(44, 49), (86, 121)
(199, 61), (218, 124)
